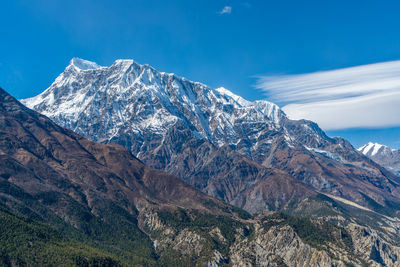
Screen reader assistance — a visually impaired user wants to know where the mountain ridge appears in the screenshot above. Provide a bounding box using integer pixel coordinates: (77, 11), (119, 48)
(22, 57), (283, 145)
(22, 58), (400, 215)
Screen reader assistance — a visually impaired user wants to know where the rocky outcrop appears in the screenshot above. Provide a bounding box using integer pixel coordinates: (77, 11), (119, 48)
(346, 223), (400, 266)
(230, 224), (347, 267)
(139, 208), (400, 266)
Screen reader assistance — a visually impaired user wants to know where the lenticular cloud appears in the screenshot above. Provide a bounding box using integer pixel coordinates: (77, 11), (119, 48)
(256, 61), (400, 130)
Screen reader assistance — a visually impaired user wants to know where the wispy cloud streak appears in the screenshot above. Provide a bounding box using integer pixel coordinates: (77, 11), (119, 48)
(219, 6), (232, 15)
(256, 61), (400, 130)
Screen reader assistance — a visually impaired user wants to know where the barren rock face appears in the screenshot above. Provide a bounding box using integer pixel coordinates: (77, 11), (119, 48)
(139, 207), (400, 266)
(230, 225), (344, 267)
(22, 58), (400, 215)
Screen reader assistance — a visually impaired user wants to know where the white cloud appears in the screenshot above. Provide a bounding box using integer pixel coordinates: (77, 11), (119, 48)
(219, 6), (232, 15)
(256, 61), (400, 130)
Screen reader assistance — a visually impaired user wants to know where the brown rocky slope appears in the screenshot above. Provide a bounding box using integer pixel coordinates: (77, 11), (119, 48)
(3, 87), (400, 266)
(22, 58), (400, 216)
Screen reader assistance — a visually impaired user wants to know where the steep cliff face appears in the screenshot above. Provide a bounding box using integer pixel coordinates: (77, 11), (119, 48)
(139, 208), (351, 266)
(22, 58), (400, 214)
(138, 208), (400, 267)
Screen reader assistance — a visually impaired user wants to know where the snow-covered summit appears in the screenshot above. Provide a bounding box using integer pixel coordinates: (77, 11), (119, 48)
(215, 87), (250, 107)
(22, 58), (284, 146)
(19, 58), (400, 212)
(358, 142), (400, 176)
(358, 142), (393, 157)
(69, 57), (102, 71)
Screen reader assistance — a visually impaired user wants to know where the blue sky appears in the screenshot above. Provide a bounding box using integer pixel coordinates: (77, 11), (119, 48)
(1, 0), (400, 148)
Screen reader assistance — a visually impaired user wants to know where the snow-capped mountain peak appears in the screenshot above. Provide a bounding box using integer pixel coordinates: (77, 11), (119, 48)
(69, 57), (102, 71)
(21, 57), (400, 213)
(22, 58), (285, 146)
(358, 142), (393, 156)
(215, 87), (250, 107)
(358, 142), (400, 176)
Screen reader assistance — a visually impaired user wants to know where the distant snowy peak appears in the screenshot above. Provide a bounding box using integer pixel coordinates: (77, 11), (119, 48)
(358, 142), (400, 176)
(358, 142), (394, 156)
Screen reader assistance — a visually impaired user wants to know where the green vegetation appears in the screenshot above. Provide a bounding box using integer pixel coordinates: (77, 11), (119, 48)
(156, 208), (250, 265)
(262, 213), (353, 251)
(0, 180), (157, 266)
(61, 198), (157, 264)
(157, 208), (247, 245)
(201, 199), (252, 220)
(0, 178), (366, 266)
(229, 204), (252, 220)
(360, 192), (400, 217)
(284, 194), (344, 219)
(0, 205), (123, 266)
